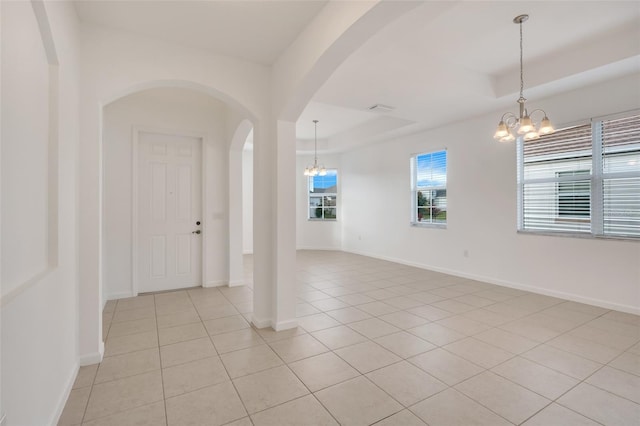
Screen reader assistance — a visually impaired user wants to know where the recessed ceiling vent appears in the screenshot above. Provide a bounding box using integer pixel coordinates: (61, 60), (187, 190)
(368, 104), (395, 113)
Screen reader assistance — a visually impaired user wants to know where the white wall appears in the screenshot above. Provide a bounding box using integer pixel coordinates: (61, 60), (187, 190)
(242, 149), (254, 254)
(103, 88), (231, 300)
(78, 22), (271, 358)
(1, 0), (49, 291)
(1, 1), (81, 424)
(340, 72), (640, 313)
(297, 154), (343, 250)
(241, 152), (344, 253)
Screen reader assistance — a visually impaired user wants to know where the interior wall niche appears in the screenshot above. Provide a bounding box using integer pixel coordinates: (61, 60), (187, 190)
(1, 0), (59, 305)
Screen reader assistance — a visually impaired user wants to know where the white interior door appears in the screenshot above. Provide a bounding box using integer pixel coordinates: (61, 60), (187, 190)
(137, 131), (202, 293)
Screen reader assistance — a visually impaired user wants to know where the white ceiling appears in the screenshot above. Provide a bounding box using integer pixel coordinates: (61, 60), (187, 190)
(299, 1), (640, 151)
(74, 1), (640, 152)
(73, 0), (327, 65)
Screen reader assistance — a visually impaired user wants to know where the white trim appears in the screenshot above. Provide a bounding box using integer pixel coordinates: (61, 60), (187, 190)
(274, 319), (298, 331)
(131, 126), (207, 296)
(242, 250), (254, 255)
(50, 362), (78, 426)
(132, 127), (139, 296)
(251, 315), (272, 329)
(0, 267), (55, 308)
(31, 0), (58, 64)
(343, 248), (640, 315)
(296, 246), (342, 251)
(410, 223), (446, 229)
(79, 341), (104, 366)
(592, 119), (604, 235)
(228, 280), (244, 287)
(106, 291), (134, 301)
(201, 140), (208, 288)
(204, 280), (226, 288)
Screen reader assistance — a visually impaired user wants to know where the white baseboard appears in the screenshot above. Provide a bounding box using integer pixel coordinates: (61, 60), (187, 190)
(50, 361), (79, 426)
(204, 280), (227, 288)
(297, 246), (342, 251)
(243, 250), (253, 255)
(274, 318), (298, 331)
(251, 314), (272, 329)
(106, 291), (134, 301)
(79, 341), (104, 366)
(228, 280), (244, 287)
(343, 247), (640, 315)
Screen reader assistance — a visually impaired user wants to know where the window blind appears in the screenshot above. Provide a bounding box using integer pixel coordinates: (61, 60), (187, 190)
(520, 123), (593, 233)
(602, 114), (640, 237)
(518, 111), (640, 239)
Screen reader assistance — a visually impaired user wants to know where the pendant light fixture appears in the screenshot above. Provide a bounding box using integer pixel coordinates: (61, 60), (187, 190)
(304, 120), (326, 177)
(494, 14), (554, 143)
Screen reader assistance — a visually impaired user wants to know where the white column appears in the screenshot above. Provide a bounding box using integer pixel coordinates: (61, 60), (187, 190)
(251, 122), (274, 328)
(228, 148), (244, 287)
(273, 120), (297, 330)
(250, 119), (297, 330)
(77, 97), (103, 364)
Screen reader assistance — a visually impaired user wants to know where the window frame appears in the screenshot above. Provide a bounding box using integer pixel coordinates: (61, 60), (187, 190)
(307, 169), (338, 221)
(517, 110), (640, 240)
(410, 149), (447, 228)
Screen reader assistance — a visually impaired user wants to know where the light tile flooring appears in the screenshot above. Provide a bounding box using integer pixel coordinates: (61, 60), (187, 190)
(60, 251), (640, 425)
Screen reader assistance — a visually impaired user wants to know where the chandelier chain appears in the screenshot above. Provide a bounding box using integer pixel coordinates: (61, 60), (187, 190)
(313, 119), (318, 165)
(519, 19), (524, 100)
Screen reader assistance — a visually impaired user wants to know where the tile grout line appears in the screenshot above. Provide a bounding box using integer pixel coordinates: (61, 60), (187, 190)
(74, 254), (639, 426)
(300, 268), (635, 425)
(152, 294), (170, 426)
(187, 287), (254, 425)
(78, 299), (117, 425)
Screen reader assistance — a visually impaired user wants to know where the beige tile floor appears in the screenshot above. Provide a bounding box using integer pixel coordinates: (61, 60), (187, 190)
(59, 251), (640, 425)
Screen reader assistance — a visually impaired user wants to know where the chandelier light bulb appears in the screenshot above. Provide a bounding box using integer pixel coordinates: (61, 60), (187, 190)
(500, 132), (516, 143)
(518, 116), (533, 134)
(494, 121), (509, 139)
(539, 116), (554, 134)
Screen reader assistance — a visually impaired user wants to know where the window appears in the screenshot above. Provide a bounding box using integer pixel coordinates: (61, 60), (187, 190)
(518, 112), (640, 238)
(557, 170), (590, 218)
(308, 169), (337, 220)
(411, 150), (447, 225)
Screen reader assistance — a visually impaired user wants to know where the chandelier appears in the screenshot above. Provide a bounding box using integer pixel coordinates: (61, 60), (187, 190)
(304, 120), (326, 176)
(494, 14), (554, 142)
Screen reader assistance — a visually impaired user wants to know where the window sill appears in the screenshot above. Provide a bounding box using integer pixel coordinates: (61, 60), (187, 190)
(308, 219), (337, 222)
(411, 222), (446, 229)
(517, 230), (639, 242)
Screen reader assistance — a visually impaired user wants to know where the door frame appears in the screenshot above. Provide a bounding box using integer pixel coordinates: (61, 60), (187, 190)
(131, 126), (207, 296)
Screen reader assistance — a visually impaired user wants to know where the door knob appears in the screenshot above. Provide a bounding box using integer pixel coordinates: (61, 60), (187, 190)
(192, 230), (201, 234)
